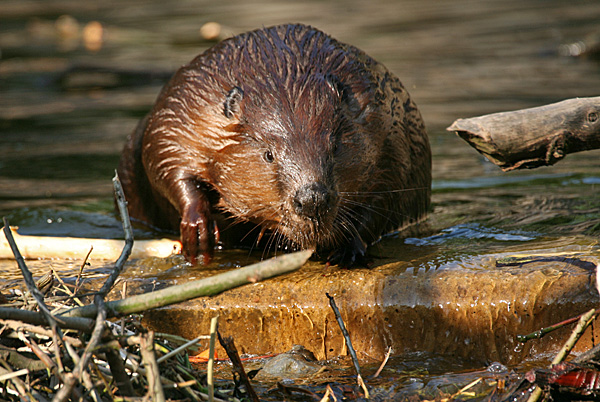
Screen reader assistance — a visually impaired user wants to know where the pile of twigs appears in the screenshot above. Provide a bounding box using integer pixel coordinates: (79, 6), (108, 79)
(0, 175), (310, 401)
(0, 295), (227, 401)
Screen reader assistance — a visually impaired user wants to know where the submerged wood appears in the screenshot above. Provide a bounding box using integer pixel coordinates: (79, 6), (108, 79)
(327, 292), (366, 395)
(0, 227), (181, 260)
(218, 332), (260, 402)
(447, 97), (600, 171)
(60, 249), (312, 319)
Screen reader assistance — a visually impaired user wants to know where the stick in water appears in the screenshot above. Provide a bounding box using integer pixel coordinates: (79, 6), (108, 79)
(326, 292), (369, 398)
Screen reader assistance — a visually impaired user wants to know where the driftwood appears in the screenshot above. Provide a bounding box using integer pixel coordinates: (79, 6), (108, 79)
(447, 97), (600, 171)
(0, 227), (181, 260)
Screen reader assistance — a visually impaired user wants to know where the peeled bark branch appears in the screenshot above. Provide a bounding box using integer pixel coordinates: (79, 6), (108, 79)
(0, 228), (180, 260)
(447, 97), (600, 171)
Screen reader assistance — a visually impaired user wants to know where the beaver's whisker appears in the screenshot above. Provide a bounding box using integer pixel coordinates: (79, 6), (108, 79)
(339, 187), (430, 196)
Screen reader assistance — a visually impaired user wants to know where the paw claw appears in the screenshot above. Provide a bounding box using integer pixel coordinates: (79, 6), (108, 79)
(180, 207), (215, 265)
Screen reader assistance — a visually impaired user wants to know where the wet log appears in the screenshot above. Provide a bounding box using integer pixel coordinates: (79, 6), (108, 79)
(447, 97), (600, 171)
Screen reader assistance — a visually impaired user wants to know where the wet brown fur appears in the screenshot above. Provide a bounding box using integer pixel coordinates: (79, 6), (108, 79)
(117, 24), (431, 265)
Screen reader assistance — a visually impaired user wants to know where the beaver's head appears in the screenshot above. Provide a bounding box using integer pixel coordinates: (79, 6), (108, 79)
(209, 69), (367, 251)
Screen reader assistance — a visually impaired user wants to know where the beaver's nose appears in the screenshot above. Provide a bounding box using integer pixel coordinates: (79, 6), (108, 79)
(293, 182), (335, 221)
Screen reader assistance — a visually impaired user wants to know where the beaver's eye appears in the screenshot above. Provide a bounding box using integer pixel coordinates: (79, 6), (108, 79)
(263, 149), (274, 163)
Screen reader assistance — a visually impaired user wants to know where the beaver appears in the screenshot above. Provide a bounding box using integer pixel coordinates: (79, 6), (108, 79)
(117, 23), (431, 266)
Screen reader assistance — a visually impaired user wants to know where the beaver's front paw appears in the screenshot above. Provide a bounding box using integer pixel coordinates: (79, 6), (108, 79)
(326, 237), (370, 268)
(180, 204), (216, 265)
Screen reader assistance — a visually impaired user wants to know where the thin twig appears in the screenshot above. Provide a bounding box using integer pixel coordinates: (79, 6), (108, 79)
(15, 331), (57, 373)
(99, 173), (134, 298)
(2, 217), (68, 379)
(50, 267), (85, 308)
(358, 374), (369, 399)
(174, 373), (229, 402)
(0, 367), (29, 382)
(140, 331), (166, 402)
(119, 281), (127, 335)
(526, 308), (597, 402)
(320, 384), (337, 402)
(173, 374), (202, 402)
(552, 308), (597, 364)
(75, 246), (93, 294)
(2, 220), (53, 313)
(326, 292), (368, 398)
(372, 346), (392, 379)
(450, 377), (482, 400)
(156, 335), (207, 364)
(517, 310), (600, 343)
(207, 316), (219, 402)
(7, 320), (83, 348)
(218, 332), (259, 402)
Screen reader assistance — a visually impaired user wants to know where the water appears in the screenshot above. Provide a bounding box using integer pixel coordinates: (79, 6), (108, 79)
(2, 0), (599, 236)
(1, 0), (600, 396)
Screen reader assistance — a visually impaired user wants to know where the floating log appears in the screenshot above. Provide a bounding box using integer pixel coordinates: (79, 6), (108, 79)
(447, 97), (600, 171)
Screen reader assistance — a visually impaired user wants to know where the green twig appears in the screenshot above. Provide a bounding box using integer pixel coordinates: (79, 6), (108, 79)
(526, 308), (597, 402)
(60, 249), (312, 319)
(517, 310), (600, 343)
(156, 334), (207, 364)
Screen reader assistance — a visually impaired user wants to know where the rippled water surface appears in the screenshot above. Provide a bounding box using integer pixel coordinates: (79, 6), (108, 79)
(4, 0), (599, 269)
(2, 0), (600, 290)
(1, 0), (600, 394)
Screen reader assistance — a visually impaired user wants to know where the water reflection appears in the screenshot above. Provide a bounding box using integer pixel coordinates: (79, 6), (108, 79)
(405, 223), (535, 246)
(0, 0), (599, 268)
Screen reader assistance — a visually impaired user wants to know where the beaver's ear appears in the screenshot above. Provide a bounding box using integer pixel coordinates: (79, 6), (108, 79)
(324, 74), (346, 101)
(223, 86), (243, 119)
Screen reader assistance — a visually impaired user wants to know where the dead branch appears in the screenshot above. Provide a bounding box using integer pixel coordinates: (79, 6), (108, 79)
(0, 308), (95, 333)
(140, 331), (166, 402)
(53, 173), (135, 401)
(0, 228), (181, 260)
(447, 96), (600, 171)
(2, 217), (69, 384)
(218, 331), (260, 402)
